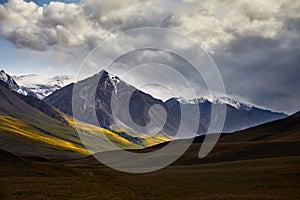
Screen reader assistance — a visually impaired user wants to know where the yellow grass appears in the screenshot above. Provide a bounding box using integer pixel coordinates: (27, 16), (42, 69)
(0, 116), (91, 155)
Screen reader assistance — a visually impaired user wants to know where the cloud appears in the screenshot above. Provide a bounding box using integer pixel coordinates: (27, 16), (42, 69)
(212, 32), (300, 113)
(1, 0), (298, 52)
(0, 0), (110, 51)
(106, 49), (210, 100)
(0, 0), (173, 51)
(0, 0), (299, 114)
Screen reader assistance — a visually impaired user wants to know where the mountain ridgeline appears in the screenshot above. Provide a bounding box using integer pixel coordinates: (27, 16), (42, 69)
(45, 70), (287, 136)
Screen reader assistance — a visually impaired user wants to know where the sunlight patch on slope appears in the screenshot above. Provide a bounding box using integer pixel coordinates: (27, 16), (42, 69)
(64, 115), (171, 148)
(63, 115), (142, 149)
(141, 135), (172, 147)
(0, 116), (91, 155)
(110, 128), (172, 147)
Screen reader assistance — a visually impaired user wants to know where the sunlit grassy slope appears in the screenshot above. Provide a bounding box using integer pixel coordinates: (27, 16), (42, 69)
(0, 83), (170, 158)
(0, 116), (90, 155)
(59, 113), (171, 151)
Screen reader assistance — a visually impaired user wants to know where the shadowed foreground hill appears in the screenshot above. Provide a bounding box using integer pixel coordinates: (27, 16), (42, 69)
(0, 149), (25, 166)
(220, 111), (300, 142)
(72, 111), (300, 167)
(0, 111), (299, 199)
(173, 111), (300, 165)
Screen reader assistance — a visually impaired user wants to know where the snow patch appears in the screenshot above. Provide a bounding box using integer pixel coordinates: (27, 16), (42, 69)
(14, 74), (74, 99)
(176, 95), (253, 109)
(108, 73), (121, 94)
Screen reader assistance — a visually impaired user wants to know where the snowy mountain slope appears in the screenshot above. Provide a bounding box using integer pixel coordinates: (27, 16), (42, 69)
(174, 95), (253, 110)
(13, 74), (74, 99)
(166, 96), (287, 133)
(0, 70), (18, 90)
(0, 69), (74, 99)
(0, 70), (30, 96)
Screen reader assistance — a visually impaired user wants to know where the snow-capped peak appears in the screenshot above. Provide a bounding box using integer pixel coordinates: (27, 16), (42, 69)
(175, 95), (253, 109)
(14, 74), (73, 87)
(13, 74), (74, 99)
(0, 70), (19, 90)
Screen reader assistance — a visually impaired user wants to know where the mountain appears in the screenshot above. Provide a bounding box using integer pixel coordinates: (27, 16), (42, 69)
(0, 69), (72, 99)
(13, 73), (74, 99)
(45, 71), (190, 137)
(45, 70), (287, 137)
(0, 70), (19, 90)
(0, 79), (166, 158)
(172, 95), (253, 109)
(166, 96), (287, 133)
(0, 69), (29, 96)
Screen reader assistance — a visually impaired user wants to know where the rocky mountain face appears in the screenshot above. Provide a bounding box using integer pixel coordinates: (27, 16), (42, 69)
(45, 71), (182, 136)
(45, 70), (287, 137)
(0, 70), (19, 90)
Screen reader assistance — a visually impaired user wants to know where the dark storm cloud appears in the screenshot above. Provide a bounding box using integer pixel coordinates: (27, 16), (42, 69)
(212, 33), (300, 114)
(284, 17), (300, 32)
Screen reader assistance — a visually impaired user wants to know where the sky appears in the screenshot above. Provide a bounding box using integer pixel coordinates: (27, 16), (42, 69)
(0, 0), (299, 114)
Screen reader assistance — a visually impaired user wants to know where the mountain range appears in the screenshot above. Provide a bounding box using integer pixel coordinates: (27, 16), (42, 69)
(44, 70), (287, 136)
(0, 69), (287, 140)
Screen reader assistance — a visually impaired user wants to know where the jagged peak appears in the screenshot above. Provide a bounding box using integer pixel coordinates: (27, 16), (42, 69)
(0, 70), (21, 91)
(97, 69), (109, 76)
(97, 70), (121, 83)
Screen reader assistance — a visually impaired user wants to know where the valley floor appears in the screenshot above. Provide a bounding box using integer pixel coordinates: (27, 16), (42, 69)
(1, 155), (299, 200)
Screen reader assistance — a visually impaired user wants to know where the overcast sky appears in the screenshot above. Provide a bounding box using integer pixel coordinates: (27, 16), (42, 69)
(0, 0), (299, 114)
